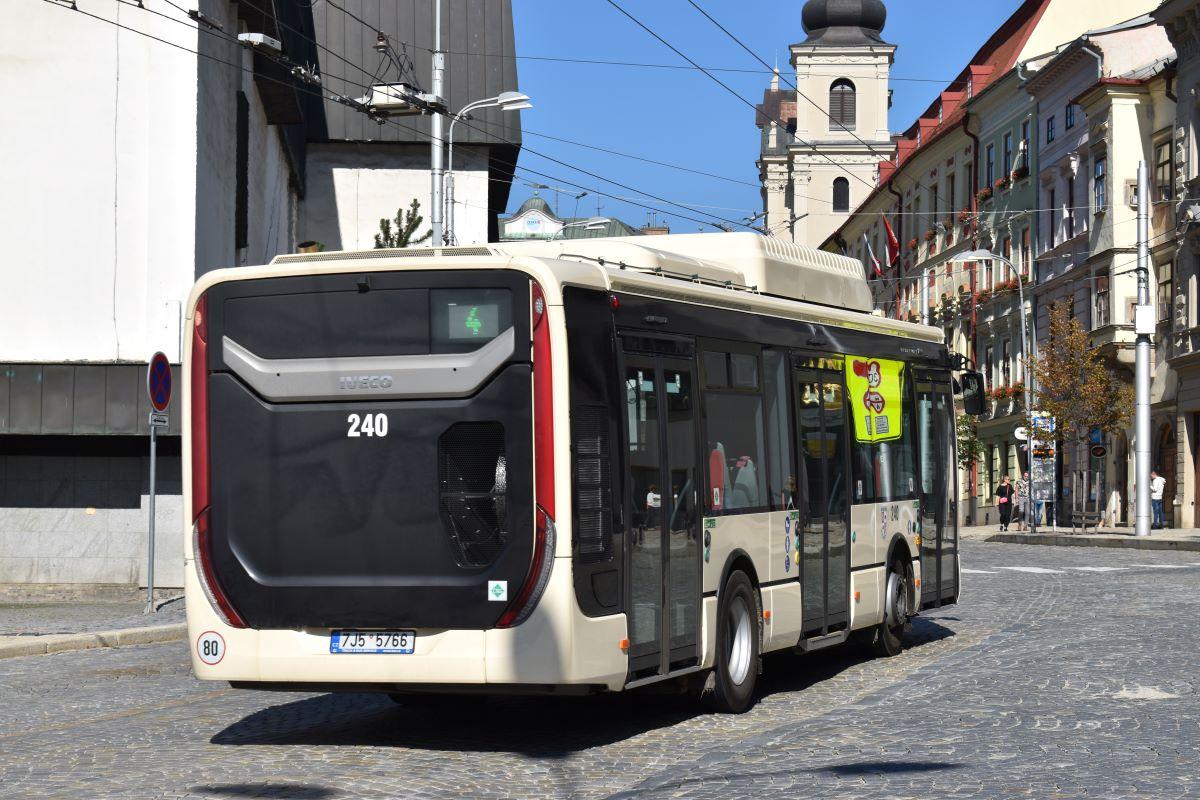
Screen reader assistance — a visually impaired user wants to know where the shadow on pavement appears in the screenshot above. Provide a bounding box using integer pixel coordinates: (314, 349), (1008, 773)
(811, 759), (964, 775)
(210, 617), (955, 756)
(188, 784), (337, 799)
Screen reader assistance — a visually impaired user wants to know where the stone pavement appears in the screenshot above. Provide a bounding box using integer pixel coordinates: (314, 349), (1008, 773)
(0, 539), (1198, 798)
(0, 590), (185, 659)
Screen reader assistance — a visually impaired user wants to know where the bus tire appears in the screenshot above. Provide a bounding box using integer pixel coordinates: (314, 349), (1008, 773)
(708, 569), (759, 714)
(873, 559), (911, 657)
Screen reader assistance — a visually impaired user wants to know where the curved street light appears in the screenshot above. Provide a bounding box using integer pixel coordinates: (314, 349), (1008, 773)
(550, 217), (612, 240)
(444, 92), (533, 245)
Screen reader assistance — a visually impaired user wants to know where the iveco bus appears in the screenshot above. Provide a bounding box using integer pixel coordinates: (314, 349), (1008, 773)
(184, 233), (979, 713)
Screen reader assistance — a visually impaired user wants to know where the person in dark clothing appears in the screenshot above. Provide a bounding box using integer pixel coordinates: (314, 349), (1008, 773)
(996, 475), (1015, 531)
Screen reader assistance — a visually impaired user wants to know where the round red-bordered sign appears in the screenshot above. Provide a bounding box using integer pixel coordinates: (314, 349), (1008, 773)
(147, 352), (172, 412)
(196, 630), (226, 665)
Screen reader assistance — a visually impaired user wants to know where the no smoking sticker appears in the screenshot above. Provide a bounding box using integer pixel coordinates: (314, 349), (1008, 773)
(197, 631), (225, 665)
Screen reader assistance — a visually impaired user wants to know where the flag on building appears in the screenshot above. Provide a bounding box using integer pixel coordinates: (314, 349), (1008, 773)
(881, 213), (900, 266)
(863, 233), (882, 278)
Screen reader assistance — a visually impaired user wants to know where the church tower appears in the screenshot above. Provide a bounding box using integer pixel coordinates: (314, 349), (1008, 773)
(758, 0), (895, 248)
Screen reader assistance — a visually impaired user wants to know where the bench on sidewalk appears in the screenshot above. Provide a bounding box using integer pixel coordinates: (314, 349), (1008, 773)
(1071, 510), (1102, 534)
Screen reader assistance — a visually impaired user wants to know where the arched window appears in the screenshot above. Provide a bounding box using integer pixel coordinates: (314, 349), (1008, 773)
(832, 177), (850, 213)
(829, 79), (856, 130)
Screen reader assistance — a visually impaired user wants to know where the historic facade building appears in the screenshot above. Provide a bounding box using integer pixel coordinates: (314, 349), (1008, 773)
(808, 0), (1172, 527)
(1154, 0), (1200, 526)
(1026, 16), (1176, 526)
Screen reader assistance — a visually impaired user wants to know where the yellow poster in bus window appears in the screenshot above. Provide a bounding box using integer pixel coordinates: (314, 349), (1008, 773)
(845, 357), (904, 443)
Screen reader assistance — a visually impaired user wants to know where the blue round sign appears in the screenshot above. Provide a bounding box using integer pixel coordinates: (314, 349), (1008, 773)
(147, 352), (172, 412)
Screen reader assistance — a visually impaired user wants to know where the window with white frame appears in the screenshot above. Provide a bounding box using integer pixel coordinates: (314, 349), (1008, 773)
(1155, 141), (1174, 202)
(1093, 155), (1107, 211)
(1158, 260), (1173, 323)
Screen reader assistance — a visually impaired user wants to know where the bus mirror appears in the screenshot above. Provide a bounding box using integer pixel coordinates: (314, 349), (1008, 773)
(960, 372), (985, 416)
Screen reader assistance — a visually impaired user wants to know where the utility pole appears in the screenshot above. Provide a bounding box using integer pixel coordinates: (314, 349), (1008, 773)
(1134, 161), (1152, 537)
(430, 0), (445, 245)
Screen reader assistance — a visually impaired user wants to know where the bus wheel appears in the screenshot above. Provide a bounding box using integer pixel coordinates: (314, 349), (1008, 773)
(873, 560), (910, 657)
(709, 570), (759, 713)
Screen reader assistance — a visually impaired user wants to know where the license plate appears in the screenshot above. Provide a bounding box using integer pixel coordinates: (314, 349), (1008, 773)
(330, 630), (416, 654)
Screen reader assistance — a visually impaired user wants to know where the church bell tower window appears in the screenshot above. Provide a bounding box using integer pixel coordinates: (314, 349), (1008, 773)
(829, 79), (857, 130)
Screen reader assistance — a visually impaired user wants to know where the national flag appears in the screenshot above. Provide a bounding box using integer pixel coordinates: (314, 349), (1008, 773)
(863, 233), (882, 278)
(881, 213), (900, 266)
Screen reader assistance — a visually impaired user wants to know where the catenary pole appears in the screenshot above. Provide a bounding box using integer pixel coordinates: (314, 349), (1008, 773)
(1134, 161), (1152, 536)
(430, 0), (445, 246)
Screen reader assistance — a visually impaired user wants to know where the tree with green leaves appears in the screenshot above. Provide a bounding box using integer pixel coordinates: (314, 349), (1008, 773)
(374, 199), (433, 249)
(1029, 302), (1132, 441)
(956, 413), (986, 475)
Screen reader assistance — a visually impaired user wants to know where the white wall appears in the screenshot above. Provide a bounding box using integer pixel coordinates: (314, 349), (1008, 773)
(0, 0), (199, 364)
(303, 143), (491, 251)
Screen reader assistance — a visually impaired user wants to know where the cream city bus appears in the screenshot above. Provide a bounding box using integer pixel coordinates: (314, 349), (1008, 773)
(183, 232), (983, 713)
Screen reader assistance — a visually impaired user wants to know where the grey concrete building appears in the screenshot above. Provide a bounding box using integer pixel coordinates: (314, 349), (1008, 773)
(303, 0), (523, 249)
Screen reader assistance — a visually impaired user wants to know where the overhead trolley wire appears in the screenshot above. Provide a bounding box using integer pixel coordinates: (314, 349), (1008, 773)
(602, 0), (885, 197)
(45, 0), (761, 237)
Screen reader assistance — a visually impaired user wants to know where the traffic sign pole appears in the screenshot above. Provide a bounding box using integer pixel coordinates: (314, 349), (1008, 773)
(145, 353), (172, 614)
(146, 419), (157, 614)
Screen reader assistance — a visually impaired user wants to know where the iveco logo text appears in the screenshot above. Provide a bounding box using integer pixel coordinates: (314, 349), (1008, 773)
(338, 375), (394, 390)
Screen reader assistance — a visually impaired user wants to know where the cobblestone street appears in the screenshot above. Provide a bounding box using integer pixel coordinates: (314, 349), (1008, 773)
(1, 539), (1198, 799)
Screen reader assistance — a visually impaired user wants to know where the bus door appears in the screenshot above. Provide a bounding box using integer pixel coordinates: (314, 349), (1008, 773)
(620, 347), (702, 679)
(793, 361), (850, 637)
(915, 372), (958, 606)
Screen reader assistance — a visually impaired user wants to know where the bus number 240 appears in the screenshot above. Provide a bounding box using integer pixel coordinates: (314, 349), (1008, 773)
(347, 413), (389, 438)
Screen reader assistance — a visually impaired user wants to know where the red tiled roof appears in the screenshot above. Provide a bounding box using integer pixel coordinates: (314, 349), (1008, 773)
(825, 0), (1054, 247)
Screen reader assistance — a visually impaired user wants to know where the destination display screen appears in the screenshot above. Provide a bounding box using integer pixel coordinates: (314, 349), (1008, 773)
(447, 302), (501, 341)
(431, 288), (512, 351)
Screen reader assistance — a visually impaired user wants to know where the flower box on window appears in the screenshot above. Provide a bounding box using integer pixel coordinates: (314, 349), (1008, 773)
(1011, 165), (1030, 182)
(924, 229), (937, 242)
(908, 237), (920, 251)
(976, 187), (993, 204)
(994, 176), (1011, 192)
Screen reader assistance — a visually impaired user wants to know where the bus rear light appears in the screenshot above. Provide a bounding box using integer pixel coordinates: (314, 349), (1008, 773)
(192, 508), (246, 628)
(497, 506), (556, 628)
(497, 279), (555, 628)
(191, 295), (210, 520)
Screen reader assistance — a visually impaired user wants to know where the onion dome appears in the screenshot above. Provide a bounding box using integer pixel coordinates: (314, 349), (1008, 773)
(801, 0), (888, 45)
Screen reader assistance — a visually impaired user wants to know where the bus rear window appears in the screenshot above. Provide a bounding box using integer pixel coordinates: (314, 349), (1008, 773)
(431, 288), (513, 352)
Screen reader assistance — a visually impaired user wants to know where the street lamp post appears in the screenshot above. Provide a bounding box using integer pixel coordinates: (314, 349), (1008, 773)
(550, 217), (612, 240)
(962, 249), (1041, 532)
(444, 92), (532, 245)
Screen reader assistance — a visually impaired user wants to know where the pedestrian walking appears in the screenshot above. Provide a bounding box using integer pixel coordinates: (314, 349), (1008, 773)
(996, 475), (1014, 531)
(1014, 471), (1030, 531)
(1150, 469), (1166, 530)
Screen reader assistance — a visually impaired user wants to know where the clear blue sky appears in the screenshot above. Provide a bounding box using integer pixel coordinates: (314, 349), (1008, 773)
(507, 0), (1024, 231)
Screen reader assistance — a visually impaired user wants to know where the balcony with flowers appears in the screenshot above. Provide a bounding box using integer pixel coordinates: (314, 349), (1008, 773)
(987, 382), (1026, 419)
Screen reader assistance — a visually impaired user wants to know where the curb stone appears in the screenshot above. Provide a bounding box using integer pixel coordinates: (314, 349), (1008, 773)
(0, 623), (186, 660)
(987, 532), (1200, 552)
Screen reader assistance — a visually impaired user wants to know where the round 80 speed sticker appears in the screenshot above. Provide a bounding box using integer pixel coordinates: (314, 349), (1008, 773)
(196, 631), (226, 665)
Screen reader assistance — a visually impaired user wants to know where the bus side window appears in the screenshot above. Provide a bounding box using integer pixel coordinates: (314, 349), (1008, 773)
(701, 346), (767, 514)
(763, 350), (795, 509)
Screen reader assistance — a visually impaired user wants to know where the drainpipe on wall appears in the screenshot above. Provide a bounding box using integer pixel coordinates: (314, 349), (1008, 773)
(887, 179), (903, 320)
(1080, 41), (1104, 81)
(963, 109), (982, 526)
